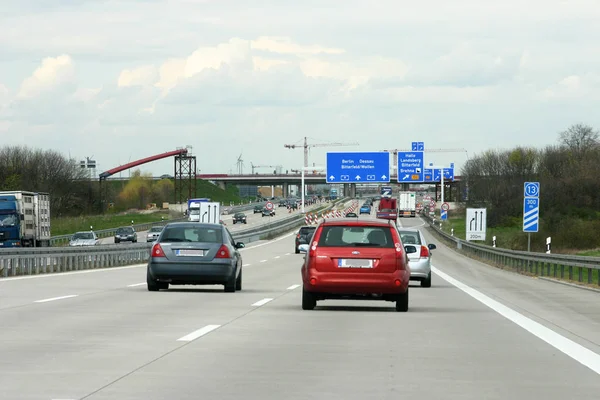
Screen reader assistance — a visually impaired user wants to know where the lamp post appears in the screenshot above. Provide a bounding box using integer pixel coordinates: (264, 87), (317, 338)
(301, 166), (324, 213)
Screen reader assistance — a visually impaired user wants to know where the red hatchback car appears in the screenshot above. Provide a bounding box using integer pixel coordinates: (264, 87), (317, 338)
(301, 218), (410, 312)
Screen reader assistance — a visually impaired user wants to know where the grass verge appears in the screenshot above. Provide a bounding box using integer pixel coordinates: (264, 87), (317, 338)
(52, 211), (173, 236)
(436, 214), (600, 256)
(425, 224), (600, 288)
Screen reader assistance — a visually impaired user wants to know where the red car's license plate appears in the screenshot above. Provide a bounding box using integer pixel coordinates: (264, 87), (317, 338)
(338, 259), (373, 268)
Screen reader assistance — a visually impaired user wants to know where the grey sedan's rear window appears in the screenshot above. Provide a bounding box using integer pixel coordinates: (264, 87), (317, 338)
(161, 226), (223, 243)
(398, 231), (422, 245)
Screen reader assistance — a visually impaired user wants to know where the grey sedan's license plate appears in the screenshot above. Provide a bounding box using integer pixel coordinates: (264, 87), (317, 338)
(176, 249), (205, 256)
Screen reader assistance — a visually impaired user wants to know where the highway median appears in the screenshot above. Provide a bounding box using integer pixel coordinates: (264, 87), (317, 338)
(0, 198), (351, 279)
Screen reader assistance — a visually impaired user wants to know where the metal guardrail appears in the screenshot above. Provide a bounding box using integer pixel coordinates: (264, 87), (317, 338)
(0, 198), (350, 278)
(421, 213), (600, 287)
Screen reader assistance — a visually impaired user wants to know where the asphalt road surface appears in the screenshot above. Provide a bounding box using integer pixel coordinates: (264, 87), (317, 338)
(1, 215), (598, 399)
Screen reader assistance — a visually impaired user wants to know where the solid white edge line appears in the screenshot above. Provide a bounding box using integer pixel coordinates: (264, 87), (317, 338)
(287, 284), (300, 290)
(34, 295), (78, 303)
(251, 298), (274, 307)
(177, 324), (221, 342)
(127, 282), (145, 287)
(432, 266), (600, 376)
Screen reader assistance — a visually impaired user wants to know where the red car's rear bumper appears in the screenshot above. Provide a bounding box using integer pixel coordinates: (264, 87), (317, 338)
(303, 269), (410, 294)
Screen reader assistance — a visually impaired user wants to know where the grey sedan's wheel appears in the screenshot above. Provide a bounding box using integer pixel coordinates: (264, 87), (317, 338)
(147, 270), (159, 291)
(395, 289), (409, 312)
(421, 272), (432, 288)
(235, 267), (242, 291)
(224, 274), (236, 293)
(302, 287), (316, 310)
(295, 247), (300, 254)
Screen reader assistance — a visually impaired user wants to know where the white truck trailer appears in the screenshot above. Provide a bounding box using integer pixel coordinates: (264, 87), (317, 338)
(398, 191), (416, 217)
(0, 191), (51, 247)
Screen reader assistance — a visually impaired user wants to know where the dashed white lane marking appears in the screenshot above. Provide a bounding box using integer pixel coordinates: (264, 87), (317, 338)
(251, 298), (273, 307)
(127, 282), (145, 287)
(432, 266), (600, 376)
(243, 264), (251, 267)
(34, 295), (78, 303)
(285, 253), (291, 256)
(287, 284), (301, 290)
(260, 260), (267, 263)
(177, 325), (221, 342)
(274, 256), (281, 259)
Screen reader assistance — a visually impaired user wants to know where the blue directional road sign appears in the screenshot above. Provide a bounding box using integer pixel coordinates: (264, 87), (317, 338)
(524, 182), (540, 197)
(326, 152), (390, 183)
(443, 167), (454, 180)
(523, 197), (539, 232)
(411, 141), (425, 151)
(441, 209), (448, 220)
(397, 151), (424, 182)
(424, 168), (433, 182)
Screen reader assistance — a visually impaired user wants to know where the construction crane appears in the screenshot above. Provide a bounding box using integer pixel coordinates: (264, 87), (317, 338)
(250, 162), (282, 174)
(285, 137), (359, 168)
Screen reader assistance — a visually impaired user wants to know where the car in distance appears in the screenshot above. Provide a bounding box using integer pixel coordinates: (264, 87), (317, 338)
(232, 212), (247, 224)
(301, 218), (410, 312)
(397, 228), (436, 287)
(146, 226), (163, 242)
(295, 225), (317, 254)
(253, 205), (263, 214)
(147, 222), (245, 292)
(69, 231), (99, 246)
(359, 204), (371, 214)
(345, 212), (358, 218)
(114, 226), (137, 243)
(262, 208), (275, 217)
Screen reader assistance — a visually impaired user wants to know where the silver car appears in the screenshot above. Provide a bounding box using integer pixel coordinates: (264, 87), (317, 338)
(146, 226), (163, 242)
(147, 222), (245, 292)
(398, 228), (436, 287)
(69, 231), (99, 246)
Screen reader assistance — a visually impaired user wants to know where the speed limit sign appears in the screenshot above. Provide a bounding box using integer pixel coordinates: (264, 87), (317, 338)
(441, 202), (450, 211)
(265, 201), (274, 210)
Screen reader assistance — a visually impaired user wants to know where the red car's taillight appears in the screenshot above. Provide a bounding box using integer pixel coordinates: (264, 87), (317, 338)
(151, 243), (166, 257)
(308, 240), (318, 257)
(215, 244), (231, 258)
(420, 245), (429, 258)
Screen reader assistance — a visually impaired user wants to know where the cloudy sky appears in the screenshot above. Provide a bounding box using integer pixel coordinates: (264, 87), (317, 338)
(1, 0), (599, 177)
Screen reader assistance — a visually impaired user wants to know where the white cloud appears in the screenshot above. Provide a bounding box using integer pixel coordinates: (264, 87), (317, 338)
(117, 65), (158, 88)
(17, 54), (75, 99)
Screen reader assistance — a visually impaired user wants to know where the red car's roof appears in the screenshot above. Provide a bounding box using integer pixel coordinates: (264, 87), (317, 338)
(320, 218), (395, 227)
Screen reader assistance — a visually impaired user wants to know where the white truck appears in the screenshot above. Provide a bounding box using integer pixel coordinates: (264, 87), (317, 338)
(188, 200), (221, 224)
(0, 191), (51, 247)
(398, 192), (416, 218)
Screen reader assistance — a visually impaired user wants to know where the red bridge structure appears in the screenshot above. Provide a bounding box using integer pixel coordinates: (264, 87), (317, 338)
(98, 148), (196, 212)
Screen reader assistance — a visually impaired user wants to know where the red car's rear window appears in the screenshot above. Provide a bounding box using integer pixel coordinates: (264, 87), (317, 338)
(317, 225), (394, 248)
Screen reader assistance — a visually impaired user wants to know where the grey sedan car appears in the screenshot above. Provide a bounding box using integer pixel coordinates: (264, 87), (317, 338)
(397, 228), (436, 287)
(147, 222), (245, 292)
